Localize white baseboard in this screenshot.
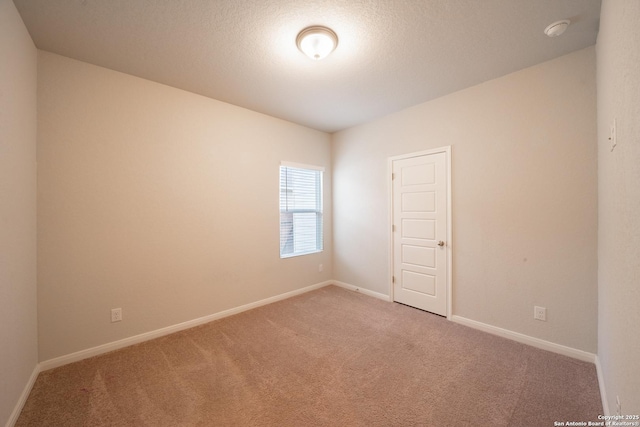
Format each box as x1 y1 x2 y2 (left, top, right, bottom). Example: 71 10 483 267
13 282 607 425
332 281 392 302
39 280 333 372
5 364 41 427
595 355 609 415
451 315 597 363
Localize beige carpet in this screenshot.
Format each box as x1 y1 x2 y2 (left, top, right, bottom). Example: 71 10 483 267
17 285 602 426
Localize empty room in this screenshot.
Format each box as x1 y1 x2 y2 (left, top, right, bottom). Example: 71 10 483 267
2 0 639 425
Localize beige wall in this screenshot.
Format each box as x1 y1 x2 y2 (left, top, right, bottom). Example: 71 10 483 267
0 0 38 424
332 47 598 353
597 0 640 415
37 51 332 361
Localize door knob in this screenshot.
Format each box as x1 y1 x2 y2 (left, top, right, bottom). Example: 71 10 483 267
438 241 445 247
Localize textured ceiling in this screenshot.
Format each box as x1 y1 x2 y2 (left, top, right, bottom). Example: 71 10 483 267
14 0 601 133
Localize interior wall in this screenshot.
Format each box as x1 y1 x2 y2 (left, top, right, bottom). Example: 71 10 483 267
0 0 38 424
332 47 597 353
37 51 332 362
596 0 640 415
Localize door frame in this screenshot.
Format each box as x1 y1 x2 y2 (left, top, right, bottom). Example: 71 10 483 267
388 146 452 319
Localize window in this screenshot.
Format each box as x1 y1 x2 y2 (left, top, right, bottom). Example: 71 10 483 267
279 163 323 258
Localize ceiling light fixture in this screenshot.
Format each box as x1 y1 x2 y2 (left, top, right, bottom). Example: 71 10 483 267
544 20 570 37
296 26 338 60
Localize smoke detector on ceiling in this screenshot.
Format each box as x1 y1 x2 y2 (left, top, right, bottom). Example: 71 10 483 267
544 20 571 37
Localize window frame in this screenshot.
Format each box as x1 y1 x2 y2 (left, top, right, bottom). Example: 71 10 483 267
279 162 324 259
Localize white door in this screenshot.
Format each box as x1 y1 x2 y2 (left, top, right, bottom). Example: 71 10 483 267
392 149 449 316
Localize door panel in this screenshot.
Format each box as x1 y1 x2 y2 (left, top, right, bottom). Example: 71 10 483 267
393 151 448 316
402 219 435 240
401 163 435 185
402 191 435 212
402 271 436 295
402 245 435 268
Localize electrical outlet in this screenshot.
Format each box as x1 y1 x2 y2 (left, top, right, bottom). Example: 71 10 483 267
616 395 621 416
111 308 122 323
318 264 323 272
534 306 546 321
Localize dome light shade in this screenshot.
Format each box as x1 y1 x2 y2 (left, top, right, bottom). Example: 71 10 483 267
296 26 338 60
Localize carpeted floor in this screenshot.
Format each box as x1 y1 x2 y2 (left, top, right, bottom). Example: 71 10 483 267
17 285 602 426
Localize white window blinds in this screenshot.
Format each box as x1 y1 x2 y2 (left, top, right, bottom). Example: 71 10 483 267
279 164 323 258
